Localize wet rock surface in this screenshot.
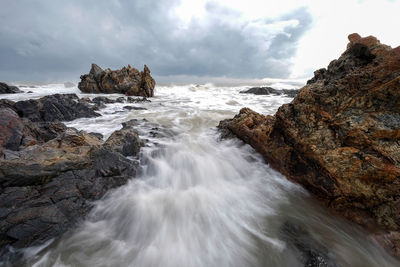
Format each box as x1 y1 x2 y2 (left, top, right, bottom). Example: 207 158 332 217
219 34 400 257
240 87 300 97
0 82 22 94
0 94 143 258
78 64 155 97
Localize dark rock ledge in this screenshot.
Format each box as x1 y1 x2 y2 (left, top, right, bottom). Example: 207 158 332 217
218 34 400 258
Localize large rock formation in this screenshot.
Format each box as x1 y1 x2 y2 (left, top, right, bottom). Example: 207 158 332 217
78 64 155 97
0 82 22 94
219 34 400 257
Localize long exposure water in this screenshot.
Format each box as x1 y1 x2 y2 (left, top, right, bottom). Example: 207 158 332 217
1 83 399 266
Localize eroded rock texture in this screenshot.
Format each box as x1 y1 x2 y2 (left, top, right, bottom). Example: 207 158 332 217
219 34 400 257
78 64 155 97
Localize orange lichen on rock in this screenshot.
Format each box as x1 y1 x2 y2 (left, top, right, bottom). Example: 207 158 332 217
219 34 400 257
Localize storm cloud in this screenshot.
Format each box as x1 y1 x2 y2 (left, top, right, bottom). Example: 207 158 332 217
0 0 312 81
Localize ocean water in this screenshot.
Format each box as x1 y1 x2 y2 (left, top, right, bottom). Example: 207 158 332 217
1 83 398 267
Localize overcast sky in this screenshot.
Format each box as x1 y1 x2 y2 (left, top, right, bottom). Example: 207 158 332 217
1 0 399 83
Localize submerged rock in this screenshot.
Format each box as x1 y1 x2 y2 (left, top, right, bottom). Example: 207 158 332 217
280 221 337 267
63 81 75 88
0 82 22 94
127 96 151 103
123 105 147 111
240 87 300 97
219 34 400 257
78 64 155 97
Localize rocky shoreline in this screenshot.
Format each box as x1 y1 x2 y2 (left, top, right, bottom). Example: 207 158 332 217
218 34 400 258
0 94 147 259
0 62 160 263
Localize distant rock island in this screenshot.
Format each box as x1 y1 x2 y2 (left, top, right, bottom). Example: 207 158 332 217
219 33 400 258
0 82 22 94
240 87 300 97
78 64 155 97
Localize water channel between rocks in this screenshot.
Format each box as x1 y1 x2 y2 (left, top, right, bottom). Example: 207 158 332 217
2 83 398 267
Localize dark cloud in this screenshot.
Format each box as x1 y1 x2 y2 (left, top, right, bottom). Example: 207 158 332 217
0 0 312 81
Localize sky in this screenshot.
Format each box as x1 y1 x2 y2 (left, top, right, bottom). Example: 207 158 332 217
0 0 399 83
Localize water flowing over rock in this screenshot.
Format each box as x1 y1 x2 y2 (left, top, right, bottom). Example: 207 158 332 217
0 82 22 94
78 64 156 97
280 221 337 267
218 34 400 257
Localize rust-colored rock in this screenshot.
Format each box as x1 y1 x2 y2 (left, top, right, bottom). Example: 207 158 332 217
78 64 155 97
219 34 400 257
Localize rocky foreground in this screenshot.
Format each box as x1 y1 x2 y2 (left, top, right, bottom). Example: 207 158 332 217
78 64 155 97
219 34 400 257
0 94 155 261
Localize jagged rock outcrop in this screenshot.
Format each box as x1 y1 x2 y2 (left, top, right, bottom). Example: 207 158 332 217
0 82 22 94
219 34 400 257
78 64 155 97
240 87 300 97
